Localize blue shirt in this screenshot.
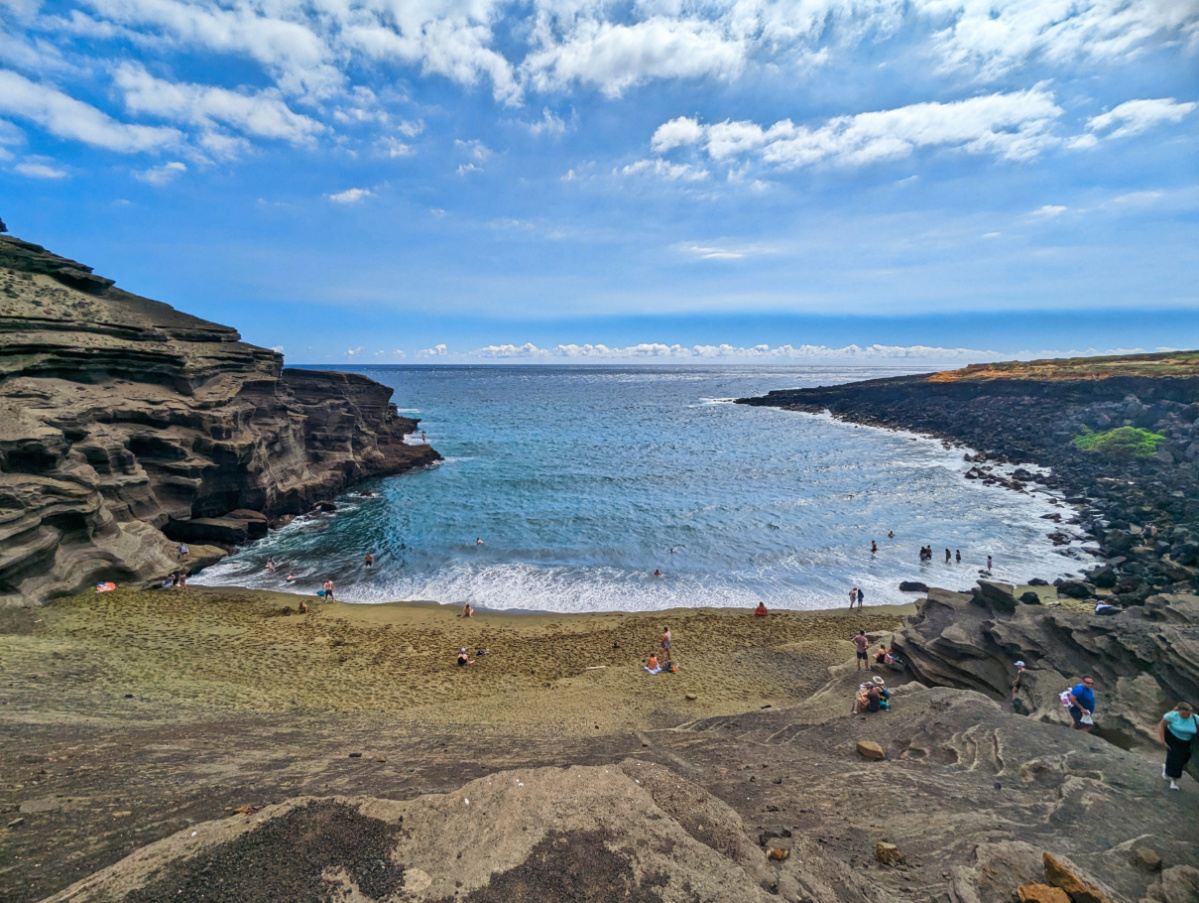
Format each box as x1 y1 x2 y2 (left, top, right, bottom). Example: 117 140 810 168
1070 684 1095 713
1163 710 1198 739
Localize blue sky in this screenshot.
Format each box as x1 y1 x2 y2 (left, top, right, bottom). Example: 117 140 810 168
1 0 1197 365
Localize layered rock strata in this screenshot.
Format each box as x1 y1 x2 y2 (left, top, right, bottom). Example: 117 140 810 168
0 234 439 606
894 582 1199 754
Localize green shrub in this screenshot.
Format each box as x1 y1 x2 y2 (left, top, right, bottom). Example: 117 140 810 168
1072 427 1166 458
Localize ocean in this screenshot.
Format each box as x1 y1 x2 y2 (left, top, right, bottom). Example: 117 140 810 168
192 365 1089 611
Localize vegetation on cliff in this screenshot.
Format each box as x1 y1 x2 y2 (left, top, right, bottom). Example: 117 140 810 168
1072 426 1166 458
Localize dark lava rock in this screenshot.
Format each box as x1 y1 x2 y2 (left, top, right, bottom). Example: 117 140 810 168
1057 581 1094 599
900 581 929 593
123 801 406 903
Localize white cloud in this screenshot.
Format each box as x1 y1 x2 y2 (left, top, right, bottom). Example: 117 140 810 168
685 245 743 260
397 119 424 138
651 116 705 153
657 89 1064 172
327 187 372 203
464 341 1002 362
455 138 491 161
521 16 745 98
1085 97 1198 140
270 344 284 353
919 0 1199 82
0 68 181 152
133 160 186 184
418 343 449 357
114 64 323 144
1031 204 1067 217
393 349 406 357
14 159 66 178
621 158 709 181
345 346 363 356
527 107 566 136
457 162 483 175
378 136 413 157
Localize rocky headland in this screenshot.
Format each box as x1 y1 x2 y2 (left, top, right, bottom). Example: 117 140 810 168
0 233 439 607
738 353 1199 609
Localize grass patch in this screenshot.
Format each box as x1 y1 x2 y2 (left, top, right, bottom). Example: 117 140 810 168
1072 426 1165 458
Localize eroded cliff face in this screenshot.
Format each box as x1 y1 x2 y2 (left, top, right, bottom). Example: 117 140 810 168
0 234 439 606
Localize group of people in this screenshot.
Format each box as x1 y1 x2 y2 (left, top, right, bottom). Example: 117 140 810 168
1013 663 1196 792
853 677 891 714
646 627 675 674
848 586 865 609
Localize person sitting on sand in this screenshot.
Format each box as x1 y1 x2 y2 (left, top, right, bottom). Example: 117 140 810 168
853 683 871 715
322 579 334 601
298 599 308 614
754 602 768 617
457 648 473 666
460 603 474 618
645 653 661 674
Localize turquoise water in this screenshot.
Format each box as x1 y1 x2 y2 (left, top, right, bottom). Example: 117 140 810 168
193 365 1086 611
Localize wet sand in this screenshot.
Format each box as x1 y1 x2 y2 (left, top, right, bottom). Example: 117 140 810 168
1 587 911 737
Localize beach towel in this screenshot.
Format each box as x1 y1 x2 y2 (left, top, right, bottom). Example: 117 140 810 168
95 582 116 593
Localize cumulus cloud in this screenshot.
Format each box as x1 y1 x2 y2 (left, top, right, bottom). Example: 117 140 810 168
0 68 181 152
418 343 449 356
114 64 323 145
526 107 567 136
654 89 1065 172
455 138 491 161
327 187 372 203
1084 97 1198 140
457 162 483 175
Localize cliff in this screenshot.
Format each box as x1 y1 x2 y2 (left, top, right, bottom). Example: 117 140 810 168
0 233 439 606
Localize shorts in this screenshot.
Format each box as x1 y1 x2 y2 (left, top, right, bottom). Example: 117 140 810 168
1069 706 1089 725
856 651 868 660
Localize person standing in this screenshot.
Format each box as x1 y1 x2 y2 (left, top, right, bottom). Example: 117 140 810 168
1158 702 1197 791
945 548 951 562
660 626 672 664
856 586 865 609
364 553 373 568
852 630 870 671
986 554 993 572
955 550 961 563
848 586 858 609
871 540 877 553
1067 676 1096 732
322 579 335 601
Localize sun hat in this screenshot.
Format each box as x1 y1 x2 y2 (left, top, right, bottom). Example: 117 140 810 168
1015 660 1025 667
461 648 466 652
872 676 885 685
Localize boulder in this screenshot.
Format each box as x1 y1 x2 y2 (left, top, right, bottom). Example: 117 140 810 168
875 842 904 866
1145 866 1199 903
1133 847 1162 872
899 581 928 593
856 741 885 760
1043 852 1114 903
977 580 1018 612
1019 884 1071 903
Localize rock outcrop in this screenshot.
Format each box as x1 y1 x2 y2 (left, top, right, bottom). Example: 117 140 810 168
738 354 1199 606
894 584 1199 753
0 234 439 606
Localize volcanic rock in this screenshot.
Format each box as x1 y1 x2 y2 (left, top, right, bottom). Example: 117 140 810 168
856 740 885 760
0 234 439 606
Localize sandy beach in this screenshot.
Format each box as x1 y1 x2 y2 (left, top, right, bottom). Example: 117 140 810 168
1 587 911 737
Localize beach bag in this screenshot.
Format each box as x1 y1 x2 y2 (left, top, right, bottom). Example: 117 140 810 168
1059 690 1072 708
1079 713 1094 726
